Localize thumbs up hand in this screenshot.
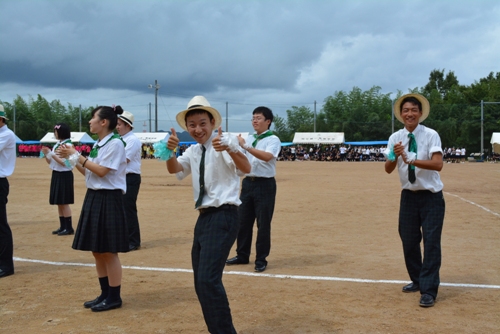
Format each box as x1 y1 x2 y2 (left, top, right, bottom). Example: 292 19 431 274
212 126 227 152
167 128 180 150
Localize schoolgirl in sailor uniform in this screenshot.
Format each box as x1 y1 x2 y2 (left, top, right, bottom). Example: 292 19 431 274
59 105 128 312
41 123 75 236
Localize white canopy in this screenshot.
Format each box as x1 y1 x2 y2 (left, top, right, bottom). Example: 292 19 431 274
292 132 345 144
491 132 500 153
40 132 95 143
134 132 170 143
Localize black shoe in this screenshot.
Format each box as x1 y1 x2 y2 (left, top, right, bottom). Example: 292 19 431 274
84 296 104 309
226 256 249 265
91 298 122 312
419 294 435 307
129 244 140 251
58 229 74 236
52 228 62 235
254 264 267 272
0 268 14 278
402 282 420 293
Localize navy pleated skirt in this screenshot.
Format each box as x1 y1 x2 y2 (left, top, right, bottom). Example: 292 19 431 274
49 170 74 205
72 189 129 253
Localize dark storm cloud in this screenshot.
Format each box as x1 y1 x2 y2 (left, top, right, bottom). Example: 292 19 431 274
1 0 500 133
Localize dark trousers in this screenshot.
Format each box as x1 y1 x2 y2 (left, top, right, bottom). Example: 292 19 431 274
236 177 276 266
0 178 14 272
124 173 141 247
192 205 238 334
399 190 445 298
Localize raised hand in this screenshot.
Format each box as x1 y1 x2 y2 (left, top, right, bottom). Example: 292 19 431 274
212 126 227 152
237 134 245 147
167 128 180 150
58 144 76 158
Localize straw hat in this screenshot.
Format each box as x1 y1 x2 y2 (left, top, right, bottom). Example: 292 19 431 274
118 111 135 128
176 96 222 131
394 94 430 124
0 104 8 120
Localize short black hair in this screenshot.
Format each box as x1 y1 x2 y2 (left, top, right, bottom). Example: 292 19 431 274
253 106 274 129
54 123 71 140
184 109 214 123
399 97 422 112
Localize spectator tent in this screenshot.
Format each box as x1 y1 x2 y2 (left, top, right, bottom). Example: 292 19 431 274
292 132 345 144
491 132 500 154
40 132 95 143
134 132 170 143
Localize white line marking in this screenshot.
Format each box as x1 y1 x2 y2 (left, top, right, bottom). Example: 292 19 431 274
445 192 500 218
14 257 500 290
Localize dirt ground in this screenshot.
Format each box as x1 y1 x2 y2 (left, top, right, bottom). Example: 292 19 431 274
1 158 499 334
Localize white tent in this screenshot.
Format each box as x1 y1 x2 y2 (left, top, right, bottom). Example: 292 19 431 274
40 132 95 143
134 132 170 143
292 132 345 144
491 132 500 153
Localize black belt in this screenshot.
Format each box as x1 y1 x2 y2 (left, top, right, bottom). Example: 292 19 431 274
245 176 274 181
404 189 432 194
198 204 237 215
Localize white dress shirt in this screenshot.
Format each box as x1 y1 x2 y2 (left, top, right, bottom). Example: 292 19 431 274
121 131 142 174
388 124 443 193
85 133 127 193
244 131 281 178
49 139 74 172
176 133 243 209
0 125 16 177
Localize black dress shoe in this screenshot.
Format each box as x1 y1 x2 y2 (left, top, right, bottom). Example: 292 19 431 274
402 282 420 293
84 296 104 308
0 268 14 278
58 229 74 236
52 228 62 235
129 244 140 251
226 256 249 265
91 298 122 312
254 264 266 272
419 294 435 307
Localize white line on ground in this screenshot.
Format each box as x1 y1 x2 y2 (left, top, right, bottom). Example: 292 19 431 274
14 257 500 290
445 192 500 218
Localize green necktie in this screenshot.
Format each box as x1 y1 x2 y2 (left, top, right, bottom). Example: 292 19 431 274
408 133 417 183
195 145 206 208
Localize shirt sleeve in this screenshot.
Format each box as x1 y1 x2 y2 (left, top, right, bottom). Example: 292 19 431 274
428 131 443 159
266 136 282 158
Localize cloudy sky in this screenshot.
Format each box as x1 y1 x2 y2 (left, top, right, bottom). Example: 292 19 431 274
1 0 499 133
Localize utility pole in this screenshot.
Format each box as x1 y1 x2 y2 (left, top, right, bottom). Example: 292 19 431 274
314 100 317 132
226 102 228 132
79 104 82 132
148 103 152 132
148 80 160 132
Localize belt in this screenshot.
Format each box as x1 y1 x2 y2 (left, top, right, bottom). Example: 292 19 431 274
198 204 237 215
245 176 274 181
405 189 431 193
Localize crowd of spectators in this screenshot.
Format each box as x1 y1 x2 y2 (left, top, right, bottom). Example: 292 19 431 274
15 142 500 163
17 144 92 157
278 144 388 162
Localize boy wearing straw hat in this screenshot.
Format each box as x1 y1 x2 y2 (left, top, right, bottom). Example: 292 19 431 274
165 96 250 333
384 94 445 308
0 105 16 278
